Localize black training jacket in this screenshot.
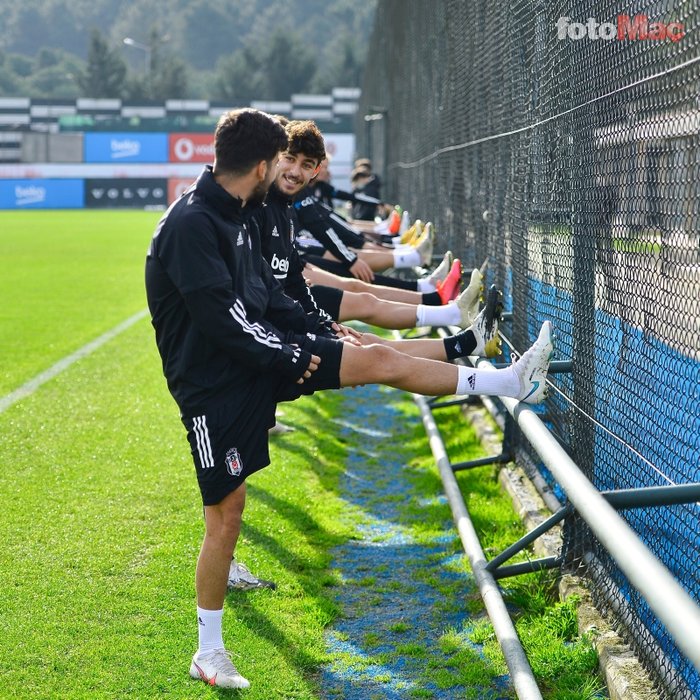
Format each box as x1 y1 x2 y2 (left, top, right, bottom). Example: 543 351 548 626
252 184 334 329
145 167 315 414
309 179 381 209
351 174 381 220
293 192 364 262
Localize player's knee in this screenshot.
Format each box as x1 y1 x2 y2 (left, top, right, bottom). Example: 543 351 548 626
205 489 244 541
356 292 378 312
362 343 405 381
346 278 366 294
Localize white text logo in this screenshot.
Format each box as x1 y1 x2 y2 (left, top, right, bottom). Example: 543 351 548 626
270 253 289 274
556 15 685 42
15 185 46 206
111 139 141 158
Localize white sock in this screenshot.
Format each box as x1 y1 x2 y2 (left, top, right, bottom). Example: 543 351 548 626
416 303 461 327
456 365 519 397
392 248 421 268
416 278 436 293
197 606 225 655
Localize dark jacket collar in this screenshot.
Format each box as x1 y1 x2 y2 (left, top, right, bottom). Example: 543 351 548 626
196 166 249 223
267 183 293 206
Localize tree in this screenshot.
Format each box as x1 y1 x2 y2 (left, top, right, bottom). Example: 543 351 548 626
214 29 317 102
26 49 82 98
28 63 81 98
151 56 188 100
263 30 317 99
180 0 244 70
214 47 264 102
0 52 22 96
6 6 49 56
333 37 363 87
77 29 127 98
312 34 363 93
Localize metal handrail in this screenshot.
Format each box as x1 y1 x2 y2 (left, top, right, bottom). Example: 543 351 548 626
414 392 545 700
404 322 700 697
470 354 700 675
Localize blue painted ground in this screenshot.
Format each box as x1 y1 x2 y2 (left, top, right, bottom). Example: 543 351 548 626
320 384 512 700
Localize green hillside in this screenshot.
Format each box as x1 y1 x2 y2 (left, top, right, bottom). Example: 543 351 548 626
0 0 377 100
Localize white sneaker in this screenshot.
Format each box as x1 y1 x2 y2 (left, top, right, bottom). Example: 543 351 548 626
426 250 454 287
471 285 503 357
190 648 250 689
512 321 555 404
415 224 434 266
398 210 411 236
228 559 277 591
455 268 484 327
373 212 392 234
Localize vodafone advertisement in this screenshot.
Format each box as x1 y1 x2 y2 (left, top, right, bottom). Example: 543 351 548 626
168 177 196 204
169 133 215 163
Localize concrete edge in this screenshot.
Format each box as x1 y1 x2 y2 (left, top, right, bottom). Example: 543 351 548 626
460 402 660 700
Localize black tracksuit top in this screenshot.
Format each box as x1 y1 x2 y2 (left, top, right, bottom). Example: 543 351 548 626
145 167 316 415
254 184 333 323
293 190 364 262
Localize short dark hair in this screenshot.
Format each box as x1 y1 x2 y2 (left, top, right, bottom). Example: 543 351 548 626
351 167 372 184
285 120 326 165
214 109 288 175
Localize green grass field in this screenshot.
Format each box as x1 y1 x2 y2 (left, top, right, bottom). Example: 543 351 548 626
0 211 359 699
0 211 602 699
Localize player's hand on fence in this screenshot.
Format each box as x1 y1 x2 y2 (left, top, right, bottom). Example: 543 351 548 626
297 354 321 384
349 258 374 283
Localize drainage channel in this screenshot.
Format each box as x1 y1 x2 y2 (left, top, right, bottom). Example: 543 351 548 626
321 383 512 700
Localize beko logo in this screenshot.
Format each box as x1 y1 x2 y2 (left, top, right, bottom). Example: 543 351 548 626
15 185 46 206
111 139 141 158
270 253 289 274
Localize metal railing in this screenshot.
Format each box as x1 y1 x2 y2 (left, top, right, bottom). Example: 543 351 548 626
407 324 700 698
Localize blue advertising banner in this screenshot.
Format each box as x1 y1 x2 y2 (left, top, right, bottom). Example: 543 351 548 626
0 179 84 209
84 133 168 163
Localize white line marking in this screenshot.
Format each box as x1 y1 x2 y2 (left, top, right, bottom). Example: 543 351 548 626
0 309 149 415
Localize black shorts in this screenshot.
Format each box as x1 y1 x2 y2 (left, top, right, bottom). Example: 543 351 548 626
182 334 344 506
310 284 343 320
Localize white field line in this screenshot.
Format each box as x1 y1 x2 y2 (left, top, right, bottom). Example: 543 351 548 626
0 309 149 415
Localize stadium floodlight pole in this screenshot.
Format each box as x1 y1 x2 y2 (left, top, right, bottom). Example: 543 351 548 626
123 37 151 75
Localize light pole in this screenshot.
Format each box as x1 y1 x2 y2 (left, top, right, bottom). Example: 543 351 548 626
122 37 151 75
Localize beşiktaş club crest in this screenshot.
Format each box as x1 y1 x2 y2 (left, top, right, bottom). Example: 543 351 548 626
225 447 243 477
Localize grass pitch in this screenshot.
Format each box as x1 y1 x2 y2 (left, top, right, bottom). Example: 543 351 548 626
0 211 357 699
0 211 602 699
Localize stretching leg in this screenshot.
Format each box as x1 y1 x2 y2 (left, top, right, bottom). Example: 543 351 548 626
305 263 425 304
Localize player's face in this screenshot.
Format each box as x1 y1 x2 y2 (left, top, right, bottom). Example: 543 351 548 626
275 151 320 196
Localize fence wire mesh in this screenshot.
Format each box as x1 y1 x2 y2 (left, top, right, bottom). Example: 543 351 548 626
357 2 700 697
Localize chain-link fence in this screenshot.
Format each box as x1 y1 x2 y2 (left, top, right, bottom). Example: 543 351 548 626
357 2 700 697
